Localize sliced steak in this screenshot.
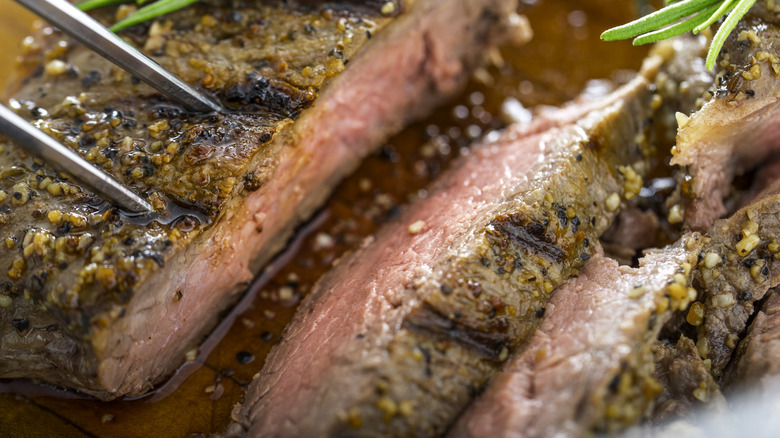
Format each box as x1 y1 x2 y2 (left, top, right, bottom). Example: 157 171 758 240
724 289 780 393
0 0 521 399
226 48 693 437
652 336 725 423
671 1 780 229
691 181 780 375
450 242 703 438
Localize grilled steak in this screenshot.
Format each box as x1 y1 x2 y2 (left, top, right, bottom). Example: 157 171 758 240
0 0 520 399
671 1 780 229
450 244 703 438
691 180 780 375
725 289 780 393
451 176 780 436
652 336 725 423
226 49 684 437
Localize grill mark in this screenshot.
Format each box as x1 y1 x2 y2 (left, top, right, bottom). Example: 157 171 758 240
403 303 509 361
222 73 315 117
488 214 566 262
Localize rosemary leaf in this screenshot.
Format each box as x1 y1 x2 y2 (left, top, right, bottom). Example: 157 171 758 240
76 0 129 12
705 0 758 70
110 0 199 32
601 0 721 41
632 2 721 45
692 0 737 33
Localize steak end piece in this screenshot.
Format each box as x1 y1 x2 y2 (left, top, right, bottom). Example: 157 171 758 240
0 0 521 399
671 1 780 230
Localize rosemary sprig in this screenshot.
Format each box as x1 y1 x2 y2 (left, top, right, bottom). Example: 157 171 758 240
602 0 758 71
76 0 199 32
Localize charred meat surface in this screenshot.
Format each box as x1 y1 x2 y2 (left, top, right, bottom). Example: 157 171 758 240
0 0 519 399
451 243 703 438
228 51 677 437
671 1 780 230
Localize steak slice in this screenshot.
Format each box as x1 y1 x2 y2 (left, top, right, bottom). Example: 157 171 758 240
450 243 703 438
691 180 780 375
671 1 780 230
724 289 780 393
227 49 685 437
652 336 725 423
0 0 521 399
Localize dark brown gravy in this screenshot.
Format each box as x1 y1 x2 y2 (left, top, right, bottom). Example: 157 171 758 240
0 0 646 435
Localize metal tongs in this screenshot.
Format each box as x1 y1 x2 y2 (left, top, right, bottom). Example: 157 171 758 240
0 0 223 213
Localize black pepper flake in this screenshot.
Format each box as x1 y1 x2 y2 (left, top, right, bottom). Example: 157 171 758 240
261 331 274 341
535 308 546 318
554 205 568 227
366 30 372 39
571 217 580 226
235 351 255 364
608 373 621 391
124 237 135 245
527 276 537 282
738 291 752 301
584 238 590 247
259 132 273 143
440 284 452 295
744 259 755 268
81 70 102 88
12 192 21 200
11 318 29 332
304 23 316 34
746 89 755 97
481 257 490 267
130 76 140 85
762 265 769 276
580 253 590 261
575 152 582 161
56 221 72 236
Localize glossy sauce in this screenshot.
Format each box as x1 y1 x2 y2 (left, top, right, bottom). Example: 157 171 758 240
0 0 646 435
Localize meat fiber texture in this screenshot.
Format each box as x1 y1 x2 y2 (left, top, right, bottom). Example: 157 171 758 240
227 50 682 437
451 244 702 438
671 1 780 230
0 0 521 399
